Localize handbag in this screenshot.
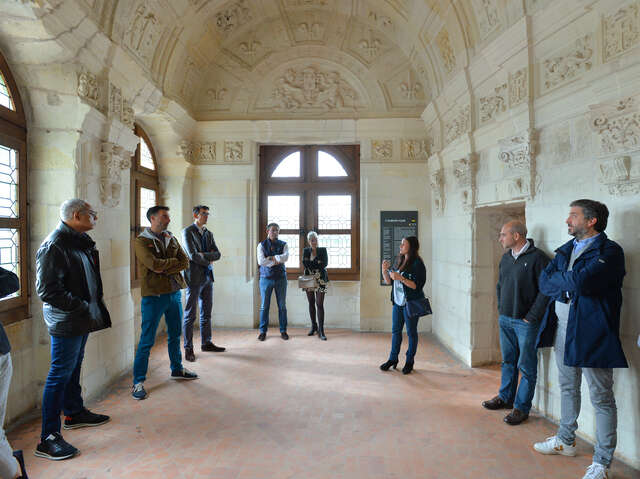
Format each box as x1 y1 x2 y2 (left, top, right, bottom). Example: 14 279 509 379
298 274 318 289
405 297 432 318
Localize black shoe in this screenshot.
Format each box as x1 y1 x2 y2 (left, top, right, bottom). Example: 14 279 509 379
482 395 514 410
201 342 226 352
504 408 529 425
308 324 317 336
170 368 198 380
63 408 110 430
34 433 78 461
281 332 289 340
318 329 327 340
258 332 266 341
402 362 414 374
13 450 28 478
184 347 196 362
380 359 398 371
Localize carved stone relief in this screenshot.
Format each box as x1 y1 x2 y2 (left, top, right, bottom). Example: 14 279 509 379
368 11 392 29
603 4 640 62
178 141 217 164
402 140 428 161
77 72 135 127
358 30 382 61
215 0 251 33
77 71 100 109
429 168 445 214
598 156 640 195
445 105 471 145
124 3 161 67
179 140 195 163
224 141 243 163
479 83 507 124
372 140 393 162
284 0 327 5
498 130 537 200
100 142 131 208
271 66 357 111
472 0 500 39
508 68 528 107
206 84 228 106
436 29 456 74
182 58 199 100
543 34 593 91
589 97 640 154
452 154 476 211
296 22 324 41
399 70 422 101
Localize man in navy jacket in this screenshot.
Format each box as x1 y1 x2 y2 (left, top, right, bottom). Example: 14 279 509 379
533 199 627 479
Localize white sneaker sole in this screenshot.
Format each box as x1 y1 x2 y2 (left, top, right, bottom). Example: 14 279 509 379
63 418 110 430
34 449 78 460
533 444 576 456
170 376 198 380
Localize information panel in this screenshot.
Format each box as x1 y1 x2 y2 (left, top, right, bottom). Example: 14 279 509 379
380 211 418 285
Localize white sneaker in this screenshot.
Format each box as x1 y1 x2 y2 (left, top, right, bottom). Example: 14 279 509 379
582 462 611 479
533 436 577 456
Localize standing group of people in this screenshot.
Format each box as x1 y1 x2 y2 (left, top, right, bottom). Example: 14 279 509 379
0 197 632 479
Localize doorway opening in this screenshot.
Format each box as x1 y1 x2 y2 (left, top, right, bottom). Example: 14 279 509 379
470 203 526 366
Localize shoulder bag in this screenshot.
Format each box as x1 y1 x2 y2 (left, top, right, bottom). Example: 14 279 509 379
405 297 432 318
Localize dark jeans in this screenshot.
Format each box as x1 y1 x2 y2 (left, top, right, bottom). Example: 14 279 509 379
133 291 183 384
183 278 213 349
41 334 88 439
498 315 540 415
259 277 287 333
389 304 419 363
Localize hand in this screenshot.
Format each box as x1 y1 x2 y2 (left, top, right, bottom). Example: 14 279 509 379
153 269 163 274
381 260 391 271
522 318 529 324
267 256 274 262
389 271 402 281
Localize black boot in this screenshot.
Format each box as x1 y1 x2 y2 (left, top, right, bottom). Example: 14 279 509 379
13 450 28 478
308 322 317 336
380 359 398 371
402 361 414 375
317 319 327 340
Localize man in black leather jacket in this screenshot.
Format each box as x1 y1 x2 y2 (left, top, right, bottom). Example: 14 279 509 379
34 199 111 461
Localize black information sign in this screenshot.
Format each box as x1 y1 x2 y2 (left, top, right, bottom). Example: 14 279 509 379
380 211 418 285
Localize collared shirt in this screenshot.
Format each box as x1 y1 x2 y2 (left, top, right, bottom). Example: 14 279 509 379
572 233 600 255
511 240 530 260
194 221 206 235
257 241 289 267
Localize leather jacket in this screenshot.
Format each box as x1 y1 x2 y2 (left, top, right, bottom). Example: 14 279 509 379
36 222 111 337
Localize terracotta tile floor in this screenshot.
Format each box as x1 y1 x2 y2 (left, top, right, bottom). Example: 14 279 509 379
9 329 640 479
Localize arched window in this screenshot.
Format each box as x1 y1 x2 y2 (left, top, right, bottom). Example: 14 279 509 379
260 145 360 280
130 124 159 285
0 50 28 323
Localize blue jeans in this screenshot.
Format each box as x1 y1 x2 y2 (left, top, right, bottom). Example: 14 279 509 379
389 304 419 363
41 334 88 439
498 315 540 414
259 277 287 333
133 291 183 384
183 278 213 349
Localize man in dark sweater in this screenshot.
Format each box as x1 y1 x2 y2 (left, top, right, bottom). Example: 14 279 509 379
482 220 550 425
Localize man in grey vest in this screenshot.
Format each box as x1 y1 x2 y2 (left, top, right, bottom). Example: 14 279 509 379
534 199 627 479
182 205 225 362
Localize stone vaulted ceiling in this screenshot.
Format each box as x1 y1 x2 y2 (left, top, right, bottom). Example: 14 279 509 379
82 0 531 120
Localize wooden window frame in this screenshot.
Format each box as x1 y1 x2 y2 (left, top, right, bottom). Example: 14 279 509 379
259 145 360 281
0 50 29 325
130 124 159 287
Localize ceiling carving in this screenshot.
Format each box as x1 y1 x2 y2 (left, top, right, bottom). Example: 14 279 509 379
80 0 530 120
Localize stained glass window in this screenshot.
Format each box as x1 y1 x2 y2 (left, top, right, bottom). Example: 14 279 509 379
319 234 351 268
267 195 300 229
0 228 19 300
0 72 13 110
277 234 300 267
318 151 347 176
139 187 156 228
0 145 18 218
272 151 300 177
139 138 155 170
318 195 351 229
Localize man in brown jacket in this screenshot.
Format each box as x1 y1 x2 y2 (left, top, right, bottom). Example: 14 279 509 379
132 206 198 400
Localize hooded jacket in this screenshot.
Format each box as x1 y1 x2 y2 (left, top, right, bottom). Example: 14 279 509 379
134 228 188 297
36 222 111 337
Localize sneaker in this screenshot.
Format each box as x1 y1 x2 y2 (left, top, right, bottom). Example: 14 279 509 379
533 436 577 456
201 342 226 352
131 383 147 400
281 332 289 340
582 463 611 479
63 408 110 430
170 368 198 380
258 332 266 341
34 432 78 460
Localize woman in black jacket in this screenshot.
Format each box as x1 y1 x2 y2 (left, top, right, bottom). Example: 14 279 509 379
380 236 426 374
302 231 329 340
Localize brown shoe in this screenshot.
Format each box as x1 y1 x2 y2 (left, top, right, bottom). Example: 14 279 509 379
482 395 513 410
504 408 529 425
184 348 195 362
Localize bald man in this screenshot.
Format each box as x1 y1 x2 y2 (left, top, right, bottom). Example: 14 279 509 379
482 221 550 425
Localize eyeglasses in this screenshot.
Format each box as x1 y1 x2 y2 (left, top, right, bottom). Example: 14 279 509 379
83 209 98 219
199 212 210 216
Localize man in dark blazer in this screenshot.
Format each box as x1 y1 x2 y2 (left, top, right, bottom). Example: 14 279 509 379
182 205 225 362
533 199 627 479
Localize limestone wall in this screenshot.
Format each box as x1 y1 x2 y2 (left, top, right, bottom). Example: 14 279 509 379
423 0 640 467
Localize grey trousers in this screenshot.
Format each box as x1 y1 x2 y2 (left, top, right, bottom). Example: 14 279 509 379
182 278 213 350
0 353 18 479
554 306 617 467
